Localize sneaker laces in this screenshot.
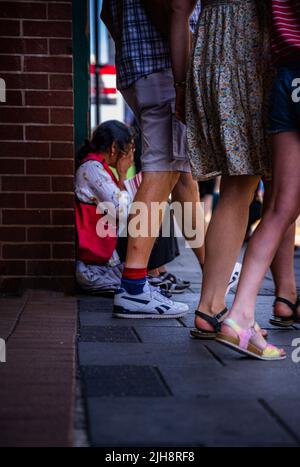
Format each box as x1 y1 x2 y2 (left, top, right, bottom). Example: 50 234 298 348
148 284 174 305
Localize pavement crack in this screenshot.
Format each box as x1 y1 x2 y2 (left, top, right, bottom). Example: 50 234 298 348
258 399 300 446
203 344 226 367
131 327 143 343
5 294 29 342
154 367 173 396
177 318 187 327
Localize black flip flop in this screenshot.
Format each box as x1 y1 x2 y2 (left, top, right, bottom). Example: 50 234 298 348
190 308 228 340
269 296 300 328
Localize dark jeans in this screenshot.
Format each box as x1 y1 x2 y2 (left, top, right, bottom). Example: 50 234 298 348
269 62 300 134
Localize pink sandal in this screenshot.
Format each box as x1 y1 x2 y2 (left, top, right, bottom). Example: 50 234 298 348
216 318 286 361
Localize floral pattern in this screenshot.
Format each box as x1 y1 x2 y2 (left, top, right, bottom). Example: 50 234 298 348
186 0 274 180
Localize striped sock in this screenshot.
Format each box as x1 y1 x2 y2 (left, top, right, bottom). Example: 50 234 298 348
121 267 147 295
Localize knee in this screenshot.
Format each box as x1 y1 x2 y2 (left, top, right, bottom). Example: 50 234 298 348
271 198 300 226
220 177 259 206
174 173 199 194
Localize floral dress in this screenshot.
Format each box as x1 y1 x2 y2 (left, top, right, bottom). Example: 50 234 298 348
186 0 273 180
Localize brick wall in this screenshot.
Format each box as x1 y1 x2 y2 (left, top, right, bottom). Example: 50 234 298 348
0 1 75 295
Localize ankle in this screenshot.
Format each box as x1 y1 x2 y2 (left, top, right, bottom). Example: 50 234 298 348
198 301 226 316
275 289 297 302
229 307 254 328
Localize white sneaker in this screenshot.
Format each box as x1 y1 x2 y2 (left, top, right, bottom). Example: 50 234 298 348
226 262 242 296
113 282 189 319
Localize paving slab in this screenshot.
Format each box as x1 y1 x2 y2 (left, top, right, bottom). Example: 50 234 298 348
76 241 300 447
87 398 296 447
78 341 217 367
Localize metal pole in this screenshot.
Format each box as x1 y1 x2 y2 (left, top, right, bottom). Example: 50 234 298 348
94 0 100 125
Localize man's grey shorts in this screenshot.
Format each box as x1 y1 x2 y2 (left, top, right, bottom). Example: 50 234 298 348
121 69 191 173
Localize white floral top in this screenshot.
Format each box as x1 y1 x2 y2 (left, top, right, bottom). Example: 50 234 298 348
75 160 132 220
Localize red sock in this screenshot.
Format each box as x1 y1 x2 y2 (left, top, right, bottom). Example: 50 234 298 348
123 267 147 280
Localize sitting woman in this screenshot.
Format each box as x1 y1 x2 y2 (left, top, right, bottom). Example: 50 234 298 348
75 120 182 294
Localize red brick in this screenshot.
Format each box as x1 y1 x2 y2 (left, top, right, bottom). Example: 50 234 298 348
0 38 48 55
1 73 48 90
3 244 51 260
51 176 74 192
0 55 21 71
0 159 24 174
2 209 50 225
0 2 47 19
0 227 26 242
23 20 72 38
27 261 74 276
49 39 72 56
0 193 25 208
0 261 26 276
0 125 23 140
0 142 49 158
48 3 72 20
0 108 49 124
53 244 75 259
50 74 73 90
50 108 73 124
26 193 74 209
27 159 74 176
26 125 73 142
2 176 51 192
51 143 74 158
24 56 72 73
28 226 74 242
26 91 73 107
52 210 74 225
4 91 23 106
0 20 20 36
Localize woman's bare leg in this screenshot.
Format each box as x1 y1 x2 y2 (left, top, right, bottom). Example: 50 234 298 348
195 175 260 331
226 131 300 345
263 183 298 317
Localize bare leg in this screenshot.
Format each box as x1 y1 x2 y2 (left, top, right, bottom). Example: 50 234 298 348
148 268 159 277
226 131 300 345
196 175 260 331
172 172 205 268
263 183 298 316
125 171 180 268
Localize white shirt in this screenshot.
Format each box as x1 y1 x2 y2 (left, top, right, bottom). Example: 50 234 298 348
75 160 132 220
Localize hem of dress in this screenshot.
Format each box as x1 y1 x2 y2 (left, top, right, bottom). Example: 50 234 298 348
192 170 272 182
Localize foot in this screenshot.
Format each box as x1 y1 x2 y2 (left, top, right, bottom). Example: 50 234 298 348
113 281 189 319
195 309 228 333
273 295 300 321
218 318 285 361
194 310 268 337
159 272 191 292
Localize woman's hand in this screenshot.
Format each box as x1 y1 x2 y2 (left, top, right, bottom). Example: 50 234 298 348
175 86 186 124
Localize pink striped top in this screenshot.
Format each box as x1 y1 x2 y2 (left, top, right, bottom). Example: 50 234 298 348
272 0 300 64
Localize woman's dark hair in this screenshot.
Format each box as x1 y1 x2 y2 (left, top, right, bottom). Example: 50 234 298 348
77 120 135 164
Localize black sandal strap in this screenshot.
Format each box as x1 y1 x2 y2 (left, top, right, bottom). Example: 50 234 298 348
195 307 228 332
273 296 296 311
273 296 300 321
